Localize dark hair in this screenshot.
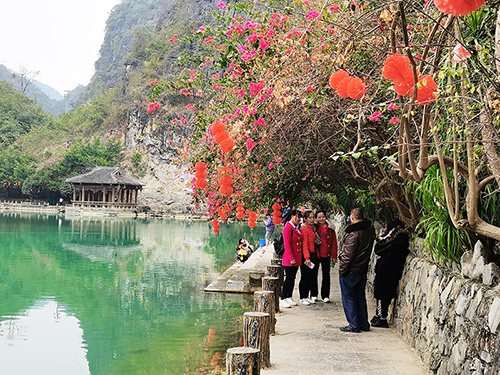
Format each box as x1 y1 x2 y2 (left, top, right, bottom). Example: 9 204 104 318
238 238 245 245
304 210 314 219
350 207 365 220
315 210 327 218
289 209 302 218
386 218 403 232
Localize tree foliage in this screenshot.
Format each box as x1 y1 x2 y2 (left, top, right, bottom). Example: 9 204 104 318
147 0 500 261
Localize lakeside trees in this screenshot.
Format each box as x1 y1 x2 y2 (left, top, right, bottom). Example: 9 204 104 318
149 0 500 263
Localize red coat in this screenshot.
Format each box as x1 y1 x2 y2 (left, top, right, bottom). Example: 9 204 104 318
282 221 303 267
301 223 317 260
316 223 338 260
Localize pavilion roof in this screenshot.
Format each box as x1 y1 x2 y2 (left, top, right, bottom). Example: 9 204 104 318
65 167 144 187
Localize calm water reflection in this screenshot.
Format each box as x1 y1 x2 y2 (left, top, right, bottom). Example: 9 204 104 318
0 213 265 375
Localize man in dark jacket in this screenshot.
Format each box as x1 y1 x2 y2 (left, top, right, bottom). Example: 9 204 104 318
338 207 376 333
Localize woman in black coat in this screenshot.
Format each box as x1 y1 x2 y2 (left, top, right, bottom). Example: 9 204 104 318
371 218 410 328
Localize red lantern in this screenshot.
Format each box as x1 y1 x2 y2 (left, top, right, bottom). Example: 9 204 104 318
212 219 220 234
433 0 483 16
220 138 235 153
211 121 226 134
329 70 349 90
248 211 257 230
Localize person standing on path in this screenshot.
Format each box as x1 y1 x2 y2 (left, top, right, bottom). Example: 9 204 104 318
338 207 375 333
279 209 303 309
315 210 338 303
371 218 410 328
298 210 318 305
264 215 275 246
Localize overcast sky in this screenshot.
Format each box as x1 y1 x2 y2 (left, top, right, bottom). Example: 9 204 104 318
0 0 122 95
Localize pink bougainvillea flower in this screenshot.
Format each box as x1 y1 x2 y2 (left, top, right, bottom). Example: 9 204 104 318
370 110 383 122
277 158 282 162
254 118 266 126
330 6 340 12
305 11 321 20
268 162 274 169
433 0 484 16
260 39 270 51
246 138 256 150
169 34 178 42
216 1 227 8
387 103 400 111
249 82 264 97
389 116 401 124
451 43 471 63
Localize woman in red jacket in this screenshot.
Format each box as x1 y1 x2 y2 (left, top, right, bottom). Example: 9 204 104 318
299 210 318 305
315 211 338 303
279 209 303 309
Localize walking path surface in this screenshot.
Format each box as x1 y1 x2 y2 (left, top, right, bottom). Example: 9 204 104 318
261 265 427 375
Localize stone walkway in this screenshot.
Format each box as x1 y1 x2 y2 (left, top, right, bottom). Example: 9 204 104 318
261 265 427 375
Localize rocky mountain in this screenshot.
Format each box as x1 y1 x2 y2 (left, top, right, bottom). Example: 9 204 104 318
0 64 69 116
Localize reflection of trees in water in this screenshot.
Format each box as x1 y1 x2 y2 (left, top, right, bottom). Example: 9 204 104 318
0 213 257 375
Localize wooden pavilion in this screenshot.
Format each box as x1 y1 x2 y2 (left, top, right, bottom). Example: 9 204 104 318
66 167 144 208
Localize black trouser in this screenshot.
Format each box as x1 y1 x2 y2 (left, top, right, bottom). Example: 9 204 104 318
281 266 299 299
299 255 319 299
319 257 331 299
376 298 391 319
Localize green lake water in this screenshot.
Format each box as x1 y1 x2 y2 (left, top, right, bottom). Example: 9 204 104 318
0 212 266 375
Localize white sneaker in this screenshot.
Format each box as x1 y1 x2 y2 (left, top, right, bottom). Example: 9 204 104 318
279 299 291 308
286 298 298 306
309 297 317 303
323 297 331 303
300 298 311 306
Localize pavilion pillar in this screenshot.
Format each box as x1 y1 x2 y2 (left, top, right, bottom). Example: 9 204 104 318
103 188 106 203
81 186 85 204
111 188 115 205
135 190 138 204
72 186 76 203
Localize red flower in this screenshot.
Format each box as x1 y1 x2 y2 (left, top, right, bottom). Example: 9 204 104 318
328 70 349 90
433 0 484 16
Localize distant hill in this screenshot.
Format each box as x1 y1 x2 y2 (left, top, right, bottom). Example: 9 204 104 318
0 64 69 116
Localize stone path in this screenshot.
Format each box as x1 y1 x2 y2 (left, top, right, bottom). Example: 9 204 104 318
261 265 427 375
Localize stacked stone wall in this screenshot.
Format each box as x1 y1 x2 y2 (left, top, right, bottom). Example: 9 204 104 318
371 241 500 374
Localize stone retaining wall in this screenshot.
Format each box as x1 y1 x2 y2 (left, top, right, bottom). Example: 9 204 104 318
372 241 500 374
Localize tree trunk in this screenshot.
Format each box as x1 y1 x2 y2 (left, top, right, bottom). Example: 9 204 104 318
226 347 260 375
243 312 271 369
266 265 283 305
261 276 280 313
254 291 276 334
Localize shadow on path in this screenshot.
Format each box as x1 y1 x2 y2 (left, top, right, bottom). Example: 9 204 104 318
262 265 427 375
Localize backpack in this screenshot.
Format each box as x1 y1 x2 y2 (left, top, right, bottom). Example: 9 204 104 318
273 234 285 257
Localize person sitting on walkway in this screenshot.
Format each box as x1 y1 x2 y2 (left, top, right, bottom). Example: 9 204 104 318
371 218 410 328
315 210 338 303
298 210 319 305
279 209 303 309
338 207 375 333
236 238 254 262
